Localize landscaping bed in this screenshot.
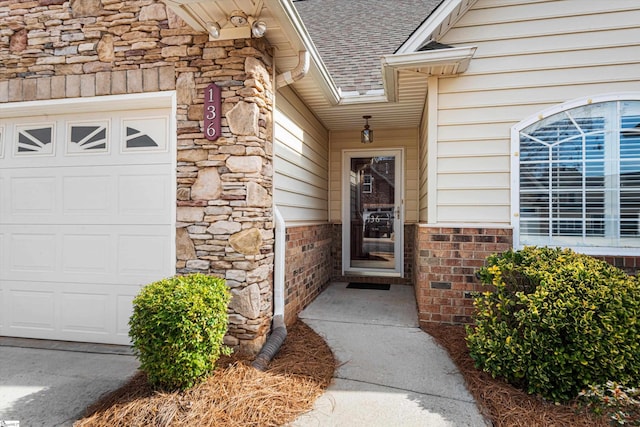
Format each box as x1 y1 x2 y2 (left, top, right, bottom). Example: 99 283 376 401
75 320 336 427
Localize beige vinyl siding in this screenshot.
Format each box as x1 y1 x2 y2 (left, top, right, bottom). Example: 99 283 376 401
433 0 640 224
274 86 329 223
329 127 419 223
418 92 430 222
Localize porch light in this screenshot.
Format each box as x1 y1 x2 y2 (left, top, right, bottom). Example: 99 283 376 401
206 21 220 39
250 17 267 38
361 115 373 144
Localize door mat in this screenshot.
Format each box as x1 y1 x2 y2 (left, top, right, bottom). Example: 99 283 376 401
346 282 390 290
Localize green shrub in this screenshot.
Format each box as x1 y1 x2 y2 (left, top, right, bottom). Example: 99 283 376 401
578 381 640 425
129 273 232 390
466 246 640 402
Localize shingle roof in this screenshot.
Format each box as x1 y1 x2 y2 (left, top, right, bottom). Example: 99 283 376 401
293 0 442 96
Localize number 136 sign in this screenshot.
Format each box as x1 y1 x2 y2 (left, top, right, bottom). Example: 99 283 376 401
204 83 221 141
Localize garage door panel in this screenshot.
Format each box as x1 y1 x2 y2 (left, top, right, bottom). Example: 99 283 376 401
118 171 172 219
2 225 173 284
117 293 136 337
7 288 55 331
10 232 57 273
10 176 56 215
61 291 111 335
0 233 4 279
118 230 172 281
62 233 111 274
0 175 5 217
3 168 171 225
63 175 112 214
0 280 142 345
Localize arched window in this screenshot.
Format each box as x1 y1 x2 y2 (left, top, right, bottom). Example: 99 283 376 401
513 97 640 254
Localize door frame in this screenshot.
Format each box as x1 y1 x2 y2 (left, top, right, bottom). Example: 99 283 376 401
341 148 404 277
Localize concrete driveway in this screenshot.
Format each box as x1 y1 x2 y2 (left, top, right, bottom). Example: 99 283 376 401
0 339 139 426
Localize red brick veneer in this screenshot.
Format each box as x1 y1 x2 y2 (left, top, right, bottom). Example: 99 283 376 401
414 226 640 327
283 224 332 325
414 226 513 326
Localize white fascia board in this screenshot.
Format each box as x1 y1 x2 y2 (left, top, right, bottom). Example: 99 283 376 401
382 46 477 71
338 90 387 105
381 46 476 103
397 0 479 54
274 0 341 105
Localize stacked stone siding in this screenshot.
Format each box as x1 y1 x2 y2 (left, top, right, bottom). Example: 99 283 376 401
1 0 276 354
283 224 332 326
414 226 513 325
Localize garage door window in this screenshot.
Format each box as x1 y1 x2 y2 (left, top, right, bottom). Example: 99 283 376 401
16 124 55 155
68 121 109 153
515 99 640 252
123 117 167 151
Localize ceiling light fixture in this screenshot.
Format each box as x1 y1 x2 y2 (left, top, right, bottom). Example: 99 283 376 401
361 115 373 144
206 21 220 39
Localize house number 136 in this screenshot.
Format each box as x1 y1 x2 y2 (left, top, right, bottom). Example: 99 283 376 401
204 83 221 141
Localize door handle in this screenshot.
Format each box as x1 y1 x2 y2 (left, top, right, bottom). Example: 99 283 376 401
395 206 400 219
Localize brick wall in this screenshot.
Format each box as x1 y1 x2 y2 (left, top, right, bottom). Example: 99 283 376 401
283 224 332 325
414 226 513 326
414 225 640 327
594 255 640 276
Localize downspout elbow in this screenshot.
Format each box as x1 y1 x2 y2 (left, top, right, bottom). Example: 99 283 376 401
276 51 310 88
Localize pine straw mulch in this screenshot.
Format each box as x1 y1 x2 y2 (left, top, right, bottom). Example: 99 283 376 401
75 317 613 427
74 320 336 427
422 323 610 427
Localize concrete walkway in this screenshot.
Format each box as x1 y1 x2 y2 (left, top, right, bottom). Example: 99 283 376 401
0 341 138 426
0 282 487 426
293 282 488 427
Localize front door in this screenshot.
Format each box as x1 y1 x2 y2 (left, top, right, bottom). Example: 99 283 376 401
342 149 403 276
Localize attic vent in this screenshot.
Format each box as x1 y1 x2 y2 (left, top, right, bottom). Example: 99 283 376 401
418 40 454 51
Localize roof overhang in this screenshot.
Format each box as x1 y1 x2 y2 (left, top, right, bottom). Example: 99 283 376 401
160 0 478 131
161 0 341 105
397 0 479 54
381 46 477 102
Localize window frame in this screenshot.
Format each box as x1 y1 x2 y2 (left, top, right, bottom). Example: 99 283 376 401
511 92 640 256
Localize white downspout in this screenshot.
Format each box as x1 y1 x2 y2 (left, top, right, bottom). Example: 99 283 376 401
276 51 310 88
252 51 309 370
272 206 286 328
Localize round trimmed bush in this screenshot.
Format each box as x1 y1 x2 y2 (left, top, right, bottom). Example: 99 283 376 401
466 246 640 402
129 273 232 390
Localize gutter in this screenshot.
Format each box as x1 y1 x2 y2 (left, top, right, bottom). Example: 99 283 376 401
274 0 341 104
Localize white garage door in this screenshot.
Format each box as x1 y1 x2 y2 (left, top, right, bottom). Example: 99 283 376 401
0 94 175 345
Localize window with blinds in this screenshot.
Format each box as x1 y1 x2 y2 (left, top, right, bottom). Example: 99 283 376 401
518 100 640 249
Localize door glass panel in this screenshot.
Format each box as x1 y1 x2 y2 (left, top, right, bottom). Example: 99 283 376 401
350 156 395 269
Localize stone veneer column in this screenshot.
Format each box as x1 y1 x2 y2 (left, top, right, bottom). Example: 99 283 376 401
175 39 275 356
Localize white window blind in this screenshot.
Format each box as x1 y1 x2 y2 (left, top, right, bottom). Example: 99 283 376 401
518 100 640 249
